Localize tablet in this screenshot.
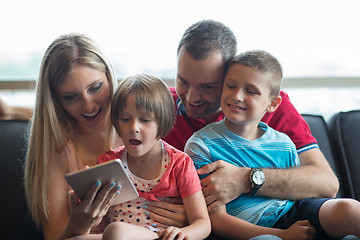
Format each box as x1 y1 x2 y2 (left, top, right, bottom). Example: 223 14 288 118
65 159 139 205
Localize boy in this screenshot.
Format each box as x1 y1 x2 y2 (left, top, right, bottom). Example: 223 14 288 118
185 50 360 239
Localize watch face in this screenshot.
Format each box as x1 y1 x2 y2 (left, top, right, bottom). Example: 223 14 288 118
253 170 265 185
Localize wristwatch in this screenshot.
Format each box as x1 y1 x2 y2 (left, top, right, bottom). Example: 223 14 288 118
248 168 265 196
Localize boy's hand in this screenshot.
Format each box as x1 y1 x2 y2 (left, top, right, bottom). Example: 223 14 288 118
279 220 316 240
197 160 251 212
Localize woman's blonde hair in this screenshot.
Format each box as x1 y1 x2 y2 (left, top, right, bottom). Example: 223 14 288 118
25 33 117 226
111 73 175 139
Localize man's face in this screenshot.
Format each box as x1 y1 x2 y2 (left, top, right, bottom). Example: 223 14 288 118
176 47 225 122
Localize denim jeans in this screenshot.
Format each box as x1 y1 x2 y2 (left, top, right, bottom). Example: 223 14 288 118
249 235 282 240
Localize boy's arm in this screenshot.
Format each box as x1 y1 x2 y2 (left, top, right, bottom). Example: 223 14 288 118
210 205 315 240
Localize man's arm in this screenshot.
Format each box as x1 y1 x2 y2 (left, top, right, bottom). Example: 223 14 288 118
198 148 339 212
260 91 339 198
259 148 339 200
0 98 33 120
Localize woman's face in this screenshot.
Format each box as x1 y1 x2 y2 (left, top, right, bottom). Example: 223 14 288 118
57 65 111 132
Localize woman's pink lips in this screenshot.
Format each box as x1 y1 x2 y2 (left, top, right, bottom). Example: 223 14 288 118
81 107 102 121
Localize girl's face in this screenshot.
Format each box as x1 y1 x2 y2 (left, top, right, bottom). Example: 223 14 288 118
221 64 274 134
117 94 160 159
57 65 111 132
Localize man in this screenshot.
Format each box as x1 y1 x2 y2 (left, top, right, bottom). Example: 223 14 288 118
147 19 339 228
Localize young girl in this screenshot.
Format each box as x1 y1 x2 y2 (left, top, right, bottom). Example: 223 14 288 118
98 73 211 240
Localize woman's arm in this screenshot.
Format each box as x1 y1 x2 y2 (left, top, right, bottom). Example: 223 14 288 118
41 153 76 240
42 154 120 240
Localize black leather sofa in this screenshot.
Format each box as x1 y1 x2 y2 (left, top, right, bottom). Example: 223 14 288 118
0 120 43 239
1 110 360 239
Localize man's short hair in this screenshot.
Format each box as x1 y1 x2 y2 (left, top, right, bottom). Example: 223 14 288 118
178 19 237 67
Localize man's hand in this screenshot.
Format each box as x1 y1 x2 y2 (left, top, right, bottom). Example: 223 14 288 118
197 160 251 212
0 97 33 120
0 98 11 119
146 198 188 228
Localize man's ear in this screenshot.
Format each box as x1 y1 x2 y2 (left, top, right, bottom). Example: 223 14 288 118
266 95 282 113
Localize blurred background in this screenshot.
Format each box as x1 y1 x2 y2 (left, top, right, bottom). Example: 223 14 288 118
1 0 359 119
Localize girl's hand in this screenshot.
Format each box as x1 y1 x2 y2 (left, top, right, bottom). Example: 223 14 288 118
67 180 121 235
279 220 316 240
158 226 188 240
146 198 188 228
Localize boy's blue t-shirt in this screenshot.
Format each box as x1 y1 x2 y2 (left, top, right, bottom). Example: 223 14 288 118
185 120 300 227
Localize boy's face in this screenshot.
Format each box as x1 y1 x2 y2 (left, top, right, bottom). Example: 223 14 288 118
221 64 279 132
176 47 225 123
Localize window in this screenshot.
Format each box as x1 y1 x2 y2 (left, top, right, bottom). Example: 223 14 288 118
1 0 360 118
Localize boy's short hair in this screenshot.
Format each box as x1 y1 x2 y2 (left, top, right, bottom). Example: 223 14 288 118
229 50 283 97
111 73 175 138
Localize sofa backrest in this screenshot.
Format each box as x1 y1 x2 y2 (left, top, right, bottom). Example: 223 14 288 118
328 110 360 201
0 120 43 239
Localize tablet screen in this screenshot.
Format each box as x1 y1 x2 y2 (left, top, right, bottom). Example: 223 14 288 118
65 159 139 205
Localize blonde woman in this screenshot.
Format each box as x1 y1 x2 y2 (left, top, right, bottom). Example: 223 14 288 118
25 33 121 240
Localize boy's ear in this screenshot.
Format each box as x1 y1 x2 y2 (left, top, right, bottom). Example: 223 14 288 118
266 95 282 113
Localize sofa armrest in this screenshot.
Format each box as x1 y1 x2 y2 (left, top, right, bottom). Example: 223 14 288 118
328 110 360 201
0 120 43 239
